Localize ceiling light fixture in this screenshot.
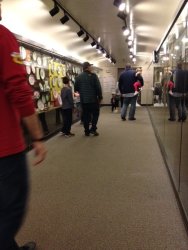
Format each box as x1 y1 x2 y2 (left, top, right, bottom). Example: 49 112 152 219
91 41 97 47
119 3 126 11
96 44 100 50
60 13 69 24
123 28 130 36
77 29 84 37
49 4 59 17
128 35 133 41
117 11 127 21
113 0 122 7
132 57 136 62
49 0 116 64
130 48 134 52
83 34 89 42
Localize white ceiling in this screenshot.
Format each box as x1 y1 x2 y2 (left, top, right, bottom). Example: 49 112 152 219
54 0 184 67
1 0 185 68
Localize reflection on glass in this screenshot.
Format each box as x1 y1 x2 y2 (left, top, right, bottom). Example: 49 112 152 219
149 2 188 220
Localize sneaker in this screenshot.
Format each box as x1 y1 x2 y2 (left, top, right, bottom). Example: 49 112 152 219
19 241 36 250
69 132 75 136
90 131 99 136
60 132 66 135
129 117 136 120
64 134 71 138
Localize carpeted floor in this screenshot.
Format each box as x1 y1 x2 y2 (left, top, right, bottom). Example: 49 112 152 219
17 107 188 250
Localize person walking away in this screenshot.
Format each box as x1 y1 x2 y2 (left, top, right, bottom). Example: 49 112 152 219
75 62 103 136
61 76 75 137
118 63 141 121
0 2 47 249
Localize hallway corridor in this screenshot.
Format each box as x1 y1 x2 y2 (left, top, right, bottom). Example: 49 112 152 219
17 107 188 250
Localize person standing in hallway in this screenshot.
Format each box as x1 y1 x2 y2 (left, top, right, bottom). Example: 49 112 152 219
118 63 140 120
168 63 187 122
0 1 47 249
75 62 103 136
60 76 75 137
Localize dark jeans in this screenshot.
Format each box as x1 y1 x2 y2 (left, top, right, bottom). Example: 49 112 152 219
61 108 73 134
82 103 100 134
0 151 29 250
168 94 187 120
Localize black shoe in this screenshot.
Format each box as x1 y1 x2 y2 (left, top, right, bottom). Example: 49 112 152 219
90 131 99 136
129 117 136 120
121 117 126 121
19 241 36 250
85 132 90 136
168 118 176 121
182 117 187 122
178 118 182 122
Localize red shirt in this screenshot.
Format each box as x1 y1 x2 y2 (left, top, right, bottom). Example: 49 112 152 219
0 24 35 157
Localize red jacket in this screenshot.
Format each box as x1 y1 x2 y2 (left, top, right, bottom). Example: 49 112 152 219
0 24 35 157
134 81 141 92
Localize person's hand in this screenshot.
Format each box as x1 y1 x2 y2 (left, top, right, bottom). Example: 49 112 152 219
32 141 47 166
169 90 173 96
134 91 139 96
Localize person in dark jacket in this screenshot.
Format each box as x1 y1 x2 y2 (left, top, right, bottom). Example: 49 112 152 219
118 63 140 120
61 77 75 137
168 63 187 121
75 62 103 136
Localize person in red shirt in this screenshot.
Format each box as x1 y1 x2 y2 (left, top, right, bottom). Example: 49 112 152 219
0 1 46 250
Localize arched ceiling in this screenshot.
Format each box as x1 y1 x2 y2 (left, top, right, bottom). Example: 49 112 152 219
1 0 185 68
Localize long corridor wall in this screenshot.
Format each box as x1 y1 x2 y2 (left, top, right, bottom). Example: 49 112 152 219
148 1 188 224
148 97 188 224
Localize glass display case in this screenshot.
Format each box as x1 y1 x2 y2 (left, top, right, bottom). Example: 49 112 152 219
150 3 188 221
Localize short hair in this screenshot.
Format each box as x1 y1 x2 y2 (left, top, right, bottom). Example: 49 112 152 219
125 63 131 70
63 76 69 84
177 62 182 70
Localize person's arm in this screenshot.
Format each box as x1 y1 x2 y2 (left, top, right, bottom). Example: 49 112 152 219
23 114 47 165
118 75 123 94
74 76 79 93
94 74 103 102
0 26 46 165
